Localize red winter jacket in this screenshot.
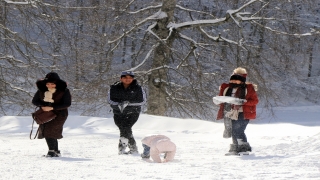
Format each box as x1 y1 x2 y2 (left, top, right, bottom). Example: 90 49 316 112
216 83 259 120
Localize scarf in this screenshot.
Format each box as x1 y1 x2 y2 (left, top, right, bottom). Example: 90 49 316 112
224 83 246 120
43 88 56 103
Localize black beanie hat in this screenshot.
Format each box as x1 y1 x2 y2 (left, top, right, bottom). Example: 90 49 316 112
230 67 247 83
230 74 246 82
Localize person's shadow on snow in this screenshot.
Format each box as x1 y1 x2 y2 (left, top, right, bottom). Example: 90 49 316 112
50 157 92 162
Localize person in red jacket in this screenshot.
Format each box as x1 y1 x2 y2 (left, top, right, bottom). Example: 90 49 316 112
215 67 258 155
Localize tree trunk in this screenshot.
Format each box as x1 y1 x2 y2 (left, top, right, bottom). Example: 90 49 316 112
53 0 61 69
307 38 315 77
147 0 176 116
75 0 85 88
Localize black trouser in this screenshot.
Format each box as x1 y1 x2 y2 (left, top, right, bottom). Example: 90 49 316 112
231 113 249 145
45 138 58 151
114 112 139 145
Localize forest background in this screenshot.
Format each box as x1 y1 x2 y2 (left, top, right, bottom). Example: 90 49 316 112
1 0 320 119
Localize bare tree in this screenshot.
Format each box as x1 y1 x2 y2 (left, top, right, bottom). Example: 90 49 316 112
1 0 319 119
107 0 320 118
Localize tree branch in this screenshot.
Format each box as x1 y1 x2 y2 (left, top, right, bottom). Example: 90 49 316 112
168 0 271 30
128 5 162 14
253 21 319 37
127 44 158 71
108 10 168 44
177 46 196 69
176 5 215 18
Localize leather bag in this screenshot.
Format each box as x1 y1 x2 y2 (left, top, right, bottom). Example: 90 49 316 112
32 108 56 124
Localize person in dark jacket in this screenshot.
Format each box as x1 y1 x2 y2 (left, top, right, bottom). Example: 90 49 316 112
32 72 71 157
108 71 146 155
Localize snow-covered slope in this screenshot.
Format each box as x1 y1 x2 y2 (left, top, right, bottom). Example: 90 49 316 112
0 106 319 179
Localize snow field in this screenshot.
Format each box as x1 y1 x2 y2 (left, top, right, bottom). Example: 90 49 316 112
0 106 320 179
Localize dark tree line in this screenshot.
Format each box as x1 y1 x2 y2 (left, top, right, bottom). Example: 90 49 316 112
0 0 319 119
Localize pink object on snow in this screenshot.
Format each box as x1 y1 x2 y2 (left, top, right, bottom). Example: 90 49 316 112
141 135 176 163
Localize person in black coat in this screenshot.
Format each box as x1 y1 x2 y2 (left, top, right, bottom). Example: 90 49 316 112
32 72 71 157
108 71 146 154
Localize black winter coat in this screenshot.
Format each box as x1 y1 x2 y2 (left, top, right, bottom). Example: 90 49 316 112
32 72 71 139
108 80 146 115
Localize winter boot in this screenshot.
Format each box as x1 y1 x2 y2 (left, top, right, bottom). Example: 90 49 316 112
127 134 138 154
141 153 150 158
238 142 252 152
118 137 129 155
46 150 59 157
55 150 61 157
225 144 239 156
128 143 139 154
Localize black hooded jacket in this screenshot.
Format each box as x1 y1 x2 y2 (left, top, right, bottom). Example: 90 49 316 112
32 72 71 110
31 72 72 139
108 79 146 114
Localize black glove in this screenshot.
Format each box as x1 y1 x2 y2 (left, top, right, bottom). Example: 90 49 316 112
42 102 53 107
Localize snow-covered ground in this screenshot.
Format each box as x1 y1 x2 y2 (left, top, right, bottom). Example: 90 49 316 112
0 106 319 180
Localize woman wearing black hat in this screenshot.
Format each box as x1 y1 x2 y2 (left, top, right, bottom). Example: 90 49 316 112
32 72 71 157
108 71 146 155
215 67 259 156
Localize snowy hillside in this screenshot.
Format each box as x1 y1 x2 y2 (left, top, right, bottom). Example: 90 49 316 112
0 106 319 179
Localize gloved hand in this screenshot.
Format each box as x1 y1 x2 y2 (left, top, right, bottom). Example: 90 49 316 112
233 98 247 105
118 101 130 113
123 101 129 105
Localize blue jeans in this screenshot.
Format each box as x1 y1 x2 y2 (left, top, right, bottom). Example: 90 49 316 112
142 144 150 156
231 112 249 145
